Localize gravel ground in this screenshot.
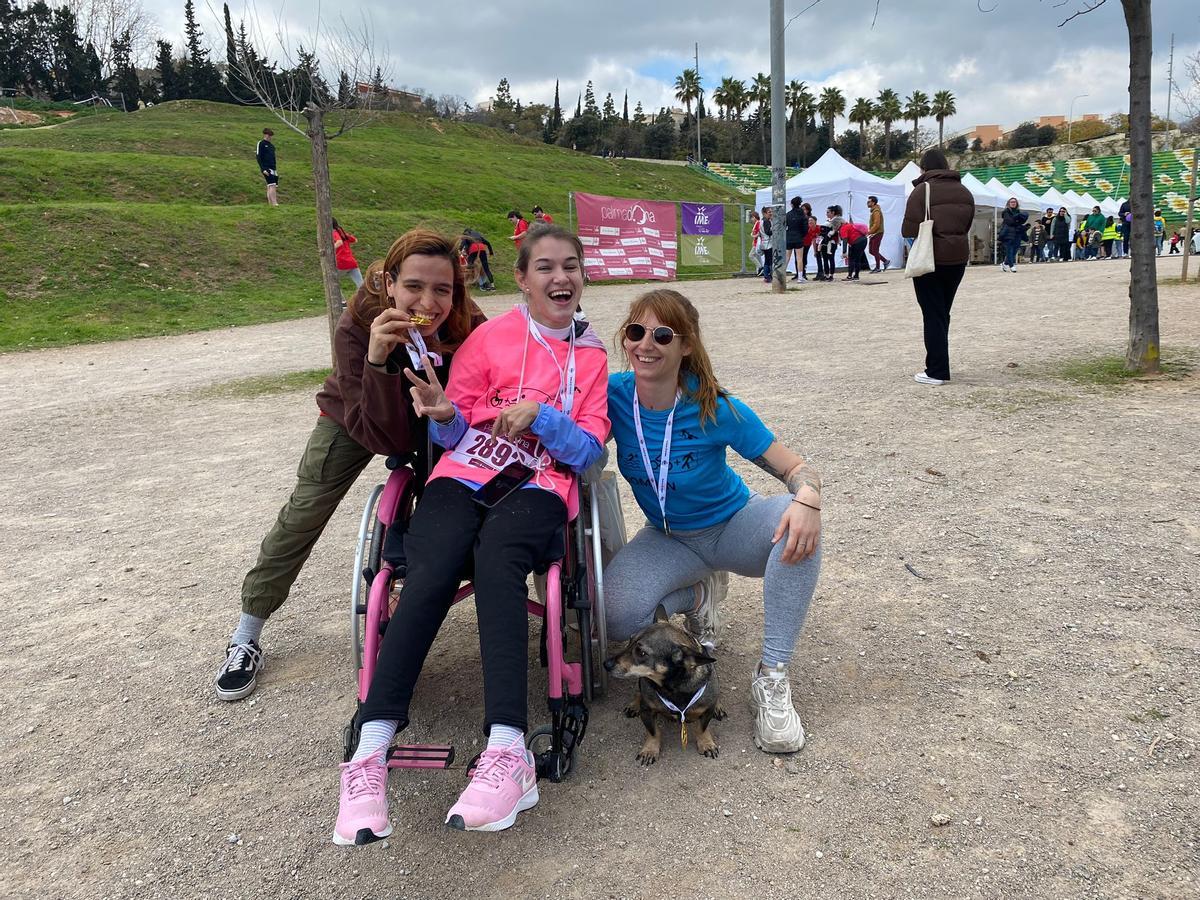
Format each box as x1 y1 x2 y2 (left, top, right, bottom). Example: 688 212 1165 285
2 257 1198 900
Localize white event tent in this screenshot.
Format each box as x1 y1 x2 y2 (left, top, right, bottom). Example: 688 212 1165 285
1077 192 1103 212
959 173 1008 264
755 149 906 272
1040 187 1088 216
1009 181 1050 212
1100 197 1122 216
985 177 1041 212
891 160 924 196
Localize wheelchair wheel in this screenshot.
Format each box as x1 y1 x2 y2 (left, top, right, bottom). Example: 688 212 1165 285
583 478 609 697
527 725 574 781
342 712 361 763
350 483 386 674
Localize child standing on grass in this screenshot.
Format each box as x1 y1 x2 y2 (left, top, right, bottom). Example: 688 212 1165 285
333 218 364 289
213 231 483 704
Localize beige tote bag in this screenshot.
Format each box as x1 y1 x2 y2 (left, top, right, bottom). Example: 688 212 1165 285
905 183 936 278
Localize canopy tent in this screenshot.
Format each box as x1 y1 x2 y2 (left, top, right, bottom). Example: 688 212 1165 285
754 149 907 273
891 160 924 196
960 172 1006 207
1100 197 1121 216
1063 189 1087 207
1009 181 1051 212
1039 186 1089 217
986 177 1041 212
1077 192 1103 211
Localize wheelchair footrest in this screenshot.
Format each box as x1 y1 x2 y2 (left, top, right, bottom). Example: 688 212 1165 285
387 744 455 769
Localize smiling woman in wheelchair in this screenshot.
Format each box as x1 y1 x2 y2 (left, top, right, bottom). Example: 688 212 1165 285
334 223 610 842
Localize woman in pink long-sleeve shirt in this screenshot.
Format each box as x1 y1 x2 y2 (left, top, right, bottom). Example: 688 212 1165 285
334 224 610 842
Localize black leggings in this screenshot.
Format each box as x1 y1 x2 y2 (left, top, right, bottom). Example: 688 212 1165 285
913 263 966 381
468 251 494 284
847 238 868 277
359 478 565 734
820 246 835 275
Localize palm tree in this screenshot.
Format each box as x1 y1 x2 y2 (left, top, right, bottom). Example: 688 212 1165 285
785 79 805 164
752 72 771 164
797 84 815 166
904 90 931 149
674 68 701 123
817 86 845 150
930 89 957 147
717 77 749 162
876 88 902 160
712 76 735 121
848 97 875 161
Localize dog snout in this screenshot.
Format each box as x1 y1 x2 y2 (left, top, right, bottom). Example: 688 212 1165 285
603 657 616 672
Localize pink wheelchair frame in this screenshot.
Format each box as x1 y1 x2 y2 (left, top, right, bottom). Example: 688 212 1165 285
343 454 609 782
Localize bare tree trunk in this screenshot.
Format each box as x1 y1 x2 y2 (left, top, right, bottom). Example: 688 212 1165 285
304 104 344 370
1122 0 1160 373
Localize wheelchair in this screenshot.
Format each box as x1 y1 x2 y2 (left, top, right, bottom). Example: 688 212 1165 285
343 452 610 783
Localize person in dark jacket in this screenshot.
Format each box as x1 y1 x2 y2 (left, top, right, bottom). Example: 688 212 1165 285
901 149 975 386
460 228 496 291
785 196 807 280
998 199 1028 272
1118 198 1132 255
256 127 279 207
761 206 775 282
213 229 484 702
1052 207 1072 262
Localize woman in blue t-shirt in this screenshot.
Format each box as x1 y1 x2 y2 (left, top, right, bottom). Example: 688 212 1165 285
605 288 822 754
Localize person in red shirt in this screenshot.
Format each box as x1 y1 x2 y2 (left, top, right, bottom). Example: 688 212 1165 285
532 205 554 225
332 218 363 289
508 209 530 250
839 220 870 281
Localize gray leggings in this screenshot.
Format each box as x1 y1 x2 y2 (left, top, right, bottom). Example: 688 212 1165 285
604 493 821 668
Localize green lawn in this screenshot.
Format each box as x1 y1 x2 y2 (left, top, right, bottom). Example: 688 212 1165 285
0 101 743 351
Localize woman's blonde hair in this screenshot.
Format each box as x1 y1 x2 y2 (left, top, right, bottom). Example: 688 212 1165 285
617 289 732 426
347 228 477 352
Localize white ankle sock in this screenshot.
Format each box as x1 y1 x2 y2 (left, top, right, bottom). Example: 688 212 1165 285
486 724 524 751
351 720 399 763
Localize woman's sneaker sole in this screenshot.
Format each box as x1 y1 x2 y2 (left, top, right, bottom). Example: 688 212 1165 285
446 785 538 833
331 823 393 846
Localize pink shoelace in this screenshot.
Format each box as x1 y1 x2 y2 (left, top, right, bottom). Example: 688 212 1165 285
341 751 387 801
470 746 524 789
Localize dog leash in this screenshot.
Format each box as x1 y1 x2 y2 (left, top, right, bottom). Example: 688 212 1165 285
654 683 708 750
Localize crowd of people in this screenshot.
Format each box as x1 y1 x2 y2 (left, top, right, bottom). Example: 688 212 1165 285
748 194 893 283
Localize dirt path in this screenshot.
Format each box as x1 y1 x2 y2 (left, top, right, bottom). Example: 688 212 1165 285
2 259 1198 899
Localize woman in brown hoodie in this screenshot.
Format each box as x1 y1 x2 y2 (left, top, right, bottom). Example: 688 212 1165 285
214 229 484 702
901 149 975 386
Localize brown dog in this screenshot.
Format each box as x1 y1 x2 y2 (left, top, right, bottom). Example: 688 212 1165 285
604 605 725 765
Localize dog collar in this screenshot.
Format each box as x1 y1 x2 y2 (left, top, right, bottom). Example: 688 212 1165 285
654 683 708 751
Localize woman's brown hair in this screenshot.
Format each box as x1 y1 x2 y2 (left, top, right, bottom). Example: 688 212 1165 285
617 289 732 427
515 222 586 273
347 228 477 352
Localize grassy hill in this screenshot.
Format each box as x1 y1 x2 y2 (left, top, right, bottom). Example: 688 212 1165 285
0 101 741 350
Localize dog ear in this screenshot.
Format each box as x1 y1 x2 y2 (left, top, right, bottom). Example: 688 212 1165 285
671 647 683 664
692 649 716 666
653 603 670 624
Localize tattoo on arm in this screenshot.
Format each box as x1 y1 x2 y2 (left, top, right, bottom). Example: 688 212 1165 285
751 457 822 496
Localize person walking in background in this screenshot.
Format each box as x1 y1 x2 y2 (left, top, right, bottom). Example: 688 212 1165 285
999 199 1027 272
785 196 806 281
1038 208 1055 260
332 218 363 289
1028 220 1046 263
760 206 775 283
801 213 819 281
256 127 279 207
901 149 974 387
1153 209 1166 255
1101 216 1118 258
1052 207 1072 262
460 228 496 291
749 210 764 274
839 218 870 281
1168 230 1182 254
507 210 530 251
532 205 554 225
866 195 890 272
1118 199 1131 256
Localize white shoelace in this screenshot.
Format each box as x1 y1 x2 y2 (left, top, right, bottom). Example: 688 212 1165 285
220 641 260 675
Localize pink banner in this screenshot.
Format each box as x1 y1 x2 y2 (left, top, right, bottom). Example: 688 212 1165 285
574 192 677 281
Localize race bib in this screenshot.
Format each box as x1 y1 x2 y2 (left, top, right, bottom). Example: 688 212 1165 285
448 426 540 473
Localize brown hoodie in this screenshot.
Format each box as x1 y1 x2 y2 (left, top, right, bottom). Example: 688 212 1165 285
901 169 975 266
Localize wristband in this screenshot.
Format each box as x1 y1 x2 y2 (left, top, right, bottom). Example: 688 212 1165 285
792 498 821 512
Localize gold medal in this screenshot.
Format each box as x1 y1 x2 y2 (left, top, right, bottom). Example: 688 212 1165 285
680 721 688 750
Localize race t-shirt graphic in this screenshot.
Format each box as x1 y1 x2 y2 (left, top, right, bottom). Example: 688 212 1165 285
574 192 677 281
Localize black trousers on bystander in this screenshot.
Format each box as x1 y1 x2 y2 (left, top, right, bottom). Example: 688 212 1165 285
912 263 967 382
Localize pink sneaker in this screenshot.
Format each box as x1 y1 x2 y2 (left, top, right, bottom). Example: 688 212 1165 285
445 738 539 832
332 749 392 846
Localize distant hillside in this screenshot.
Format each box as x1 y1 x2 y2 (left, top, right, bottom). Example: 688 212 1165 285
0 101 741 350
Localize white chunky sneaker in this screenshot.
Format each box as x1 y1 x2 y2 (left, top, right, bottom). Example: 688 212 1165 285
684 570 728 648
750 664 806 753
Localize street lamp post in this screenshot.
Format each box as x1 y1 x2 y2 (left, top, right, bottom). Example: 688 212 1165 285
1067 93 1089 144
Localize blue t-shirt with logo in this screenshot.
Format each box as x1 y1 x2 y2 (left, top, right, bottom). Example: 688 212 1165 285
608 371 775 531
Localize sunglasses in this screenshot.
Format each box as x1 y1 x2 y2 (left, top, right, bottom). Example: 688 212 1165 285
624 323 680 346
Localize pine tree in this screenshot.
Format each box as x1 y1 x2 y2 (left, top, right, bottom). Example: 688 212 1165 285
543 79 562 143
622 90 629 124
181 0 223 100
494 77 513 111
110 29 140 109
337 70 352 106
155 39 178 101
49 6 90 99
602 92 616 121
632 101 646 127
574 93 581 118
583 81 598 116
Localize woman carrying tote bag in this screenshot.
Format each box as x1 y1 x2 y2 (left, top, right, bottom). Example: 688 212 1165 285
900 149 975 386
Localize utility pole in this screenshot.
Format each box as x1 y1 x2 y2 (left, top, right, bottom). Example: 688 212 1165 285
695 43 702 164
770 0 786 292
1164 33 1174 149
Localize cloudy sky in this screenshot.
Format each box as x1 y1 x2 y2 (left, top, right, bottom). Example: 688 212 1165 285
160 1 1197 132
